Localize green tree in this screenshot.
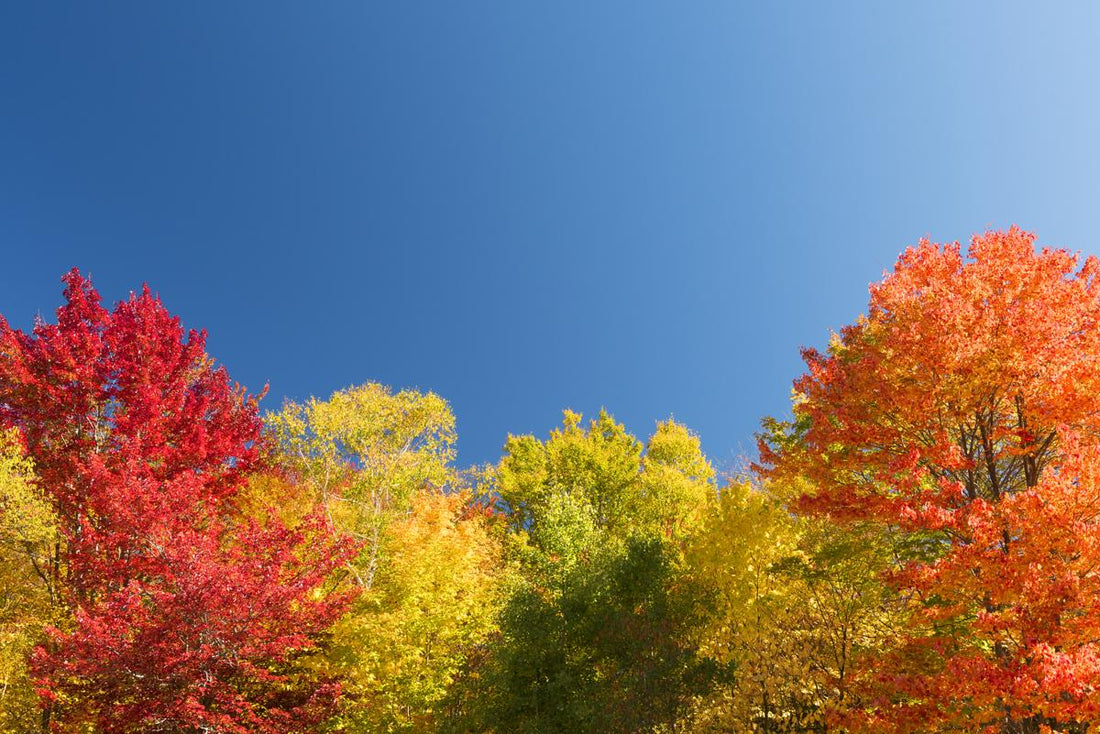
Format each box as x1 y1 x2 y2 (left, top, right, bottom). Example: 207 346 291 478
463 410 719 733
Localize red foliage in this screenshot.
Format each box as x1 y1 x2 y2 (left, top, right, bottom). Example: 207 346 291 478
0 270 355 732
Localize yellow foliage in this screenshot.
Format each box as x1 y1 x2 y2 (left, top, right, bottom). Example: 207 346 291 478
268 383 508 731
686 481 897 733
329 490 507 733
268 383 456 588
0 429 57 732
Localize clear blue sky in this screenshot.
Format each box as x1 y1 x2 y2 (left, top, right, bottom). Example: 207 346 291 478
2 3 1098 469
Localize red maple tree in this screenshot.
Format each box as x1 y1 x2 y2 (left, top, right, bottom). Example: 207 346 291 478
0 270 355 733
761 228 1100 733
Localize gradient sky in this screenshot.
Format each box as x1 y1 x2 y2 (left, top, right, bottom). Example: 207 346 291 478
2 3 1099 469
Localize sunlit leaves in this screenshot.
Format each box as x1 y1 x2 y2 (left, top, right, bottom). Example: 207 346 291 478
269 383 456 589
271 384 505 732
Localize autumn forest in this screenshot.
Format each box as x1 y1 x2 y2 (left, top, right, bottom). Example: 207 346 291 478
5 227 1100 734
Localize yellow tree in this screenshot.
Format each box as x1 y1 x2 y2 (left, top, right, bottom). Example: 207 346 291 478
329 489 505 732
0 429 57 733
269 383 507 732
686 480 898 733
269 382 456 589
686 482 800 732
469 410 719 733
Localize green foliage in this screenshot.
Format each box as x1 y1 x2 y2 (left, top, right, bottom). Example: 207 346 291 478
459 410 721 733
461 535 719 734
497 410 713 542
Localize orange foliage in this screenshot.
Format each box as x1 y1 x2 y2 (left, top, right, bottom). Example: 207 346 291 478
761 228 1100 733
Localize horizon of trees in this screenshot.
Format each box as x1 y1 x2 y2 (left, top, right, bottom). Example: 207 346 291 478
3 227 1100 733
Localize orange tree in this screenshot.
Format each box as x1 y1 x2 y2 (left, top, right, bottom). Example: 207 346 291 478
760 228 1100 733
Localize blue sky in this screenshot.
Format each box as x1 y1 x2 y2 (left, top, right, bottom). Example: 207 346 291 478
2 3 1099 469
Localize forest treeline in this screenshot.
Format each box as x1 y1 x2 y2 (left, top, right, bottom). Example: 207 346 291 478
4 227 1100 733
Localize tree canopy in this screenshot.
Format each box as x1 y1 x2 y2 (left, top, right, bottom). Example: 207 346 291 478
9 231 1100 733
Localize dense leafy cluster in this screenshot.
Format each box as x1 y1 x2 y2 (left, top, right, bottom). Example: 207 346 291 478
5 228 1100 733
